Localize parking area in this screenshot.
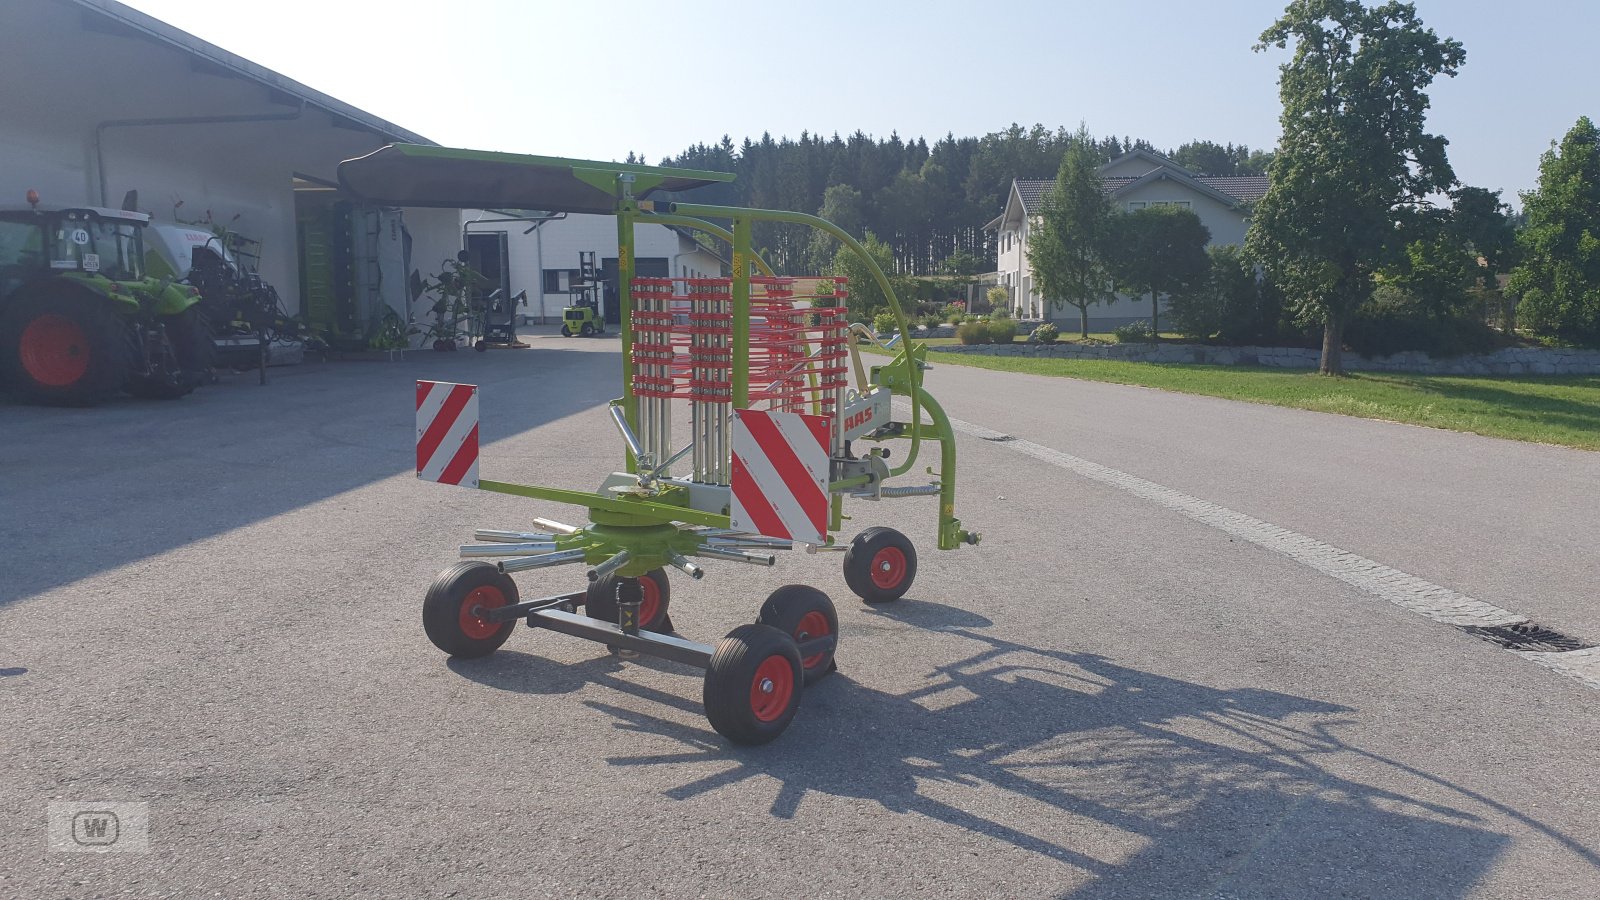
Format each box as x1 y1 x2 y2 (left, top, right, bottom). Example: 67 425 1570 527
4 334 1599 898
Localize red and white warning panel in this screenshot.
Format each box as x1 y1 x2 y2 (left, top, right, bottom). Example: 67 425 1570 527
416 380 480 488
730 409 831 545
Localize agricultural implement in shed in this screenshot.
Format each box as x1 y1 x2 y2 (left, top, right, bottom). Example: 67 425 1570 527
339 145 979 744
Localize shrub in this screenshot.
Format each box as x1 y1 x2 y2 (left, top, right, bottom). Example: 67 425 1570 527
991 304 1012 320
920 314 944 331
955 321 990 344
962 314 979 324
986 320 1017 344
1113 319 1156 343
872 311 899 335
946 308 966 325
1345 284 1504 358
986 284 1009 311
1032 323 1060 343
1168 245 1293 344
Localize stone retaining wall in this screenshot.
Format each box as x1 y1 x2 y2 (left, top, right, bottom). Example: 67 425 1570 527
927 338 1600 376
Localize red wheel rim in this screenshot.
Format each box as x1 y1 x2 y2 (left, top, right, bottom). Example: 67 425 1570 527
869 546 908 591
458 585 506 640
795 610 831 669
749 655 795 722
638 577 661 628
19 314 89 387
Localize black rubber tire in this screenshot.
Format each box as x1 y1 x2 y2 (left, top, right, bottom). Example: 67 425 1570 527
163 306 215 378
586 568 671 632
127 307 209 400
758 585 838 685
422 561 520 658
580 322 595 337
843 526 918 604
474 340 488 352
560 325 572 337
0 287 131 406
432 339 448 351
703 624 803 746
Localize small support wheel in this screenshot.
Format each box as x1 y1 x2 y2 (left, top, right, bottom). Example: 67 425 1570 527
843 526 917 604
586 568 671 632
580 322 595 337
703 624 803 746
758 585 838 685
422 561 519 658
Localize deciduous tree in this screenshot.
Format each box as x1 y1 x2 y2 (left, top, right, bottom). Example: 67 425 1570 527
1028 132 1118 338
1246 0 1465 374
1109 206 1212 335
1507 117 1600 344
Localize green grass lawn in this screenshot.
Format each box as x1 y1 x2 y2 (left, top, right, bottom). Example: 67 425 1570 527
872 343 1600 450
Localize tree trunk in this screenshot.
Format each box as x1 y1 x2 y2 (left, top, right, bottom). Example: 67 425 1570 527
1078 305 1089 339
1319 314 1346 376
1149 290 1159 337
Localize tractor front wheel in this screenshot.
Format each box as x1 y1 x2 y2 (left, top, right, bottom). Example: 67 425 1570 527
580 322 595 337
0 288 131 405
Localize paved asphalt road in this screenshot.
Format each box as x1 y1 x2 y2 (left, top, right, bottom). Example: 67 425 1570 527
2 331 1597 898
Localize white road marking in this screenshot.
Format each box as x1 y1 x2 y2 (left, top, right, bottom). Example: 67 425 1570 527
902 401 1598 691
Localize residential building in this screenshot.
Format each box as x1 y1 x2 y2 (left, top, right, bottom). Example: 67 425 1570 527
985 150 1268 328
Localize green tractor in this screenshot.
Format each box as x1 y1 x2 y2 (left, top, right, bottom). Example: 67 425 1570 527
560 249 606 337
0 201 211 405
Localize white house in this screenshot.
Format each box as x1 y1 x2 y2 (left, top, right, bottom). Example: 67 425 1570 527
985 149 1268 328
461 212 726 325
0 0 463 347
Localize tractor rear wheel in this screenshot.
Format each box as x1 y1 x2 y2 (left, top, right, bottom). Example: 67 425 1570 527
127 307 208 400
0 288 131 405
560 325 572 337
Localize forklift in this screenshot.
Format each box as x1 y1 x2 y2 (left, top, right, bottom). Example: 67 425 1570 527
560 250 605 336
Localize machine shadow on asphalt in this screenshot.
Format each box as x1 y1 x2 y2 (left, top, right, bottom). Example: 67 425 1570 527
447 614 1526 897
0 347 614 608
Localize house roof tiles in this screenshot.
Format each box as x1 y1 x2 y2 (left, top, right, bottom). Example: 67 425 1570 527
1012 173 1269 212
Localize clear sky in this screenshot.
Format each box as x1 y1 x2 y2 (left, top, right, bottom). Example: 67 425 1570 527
121 0 1595 205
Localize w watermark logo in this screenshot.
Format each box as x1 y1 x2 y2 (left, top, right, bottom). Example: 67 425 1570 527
47 802 148 853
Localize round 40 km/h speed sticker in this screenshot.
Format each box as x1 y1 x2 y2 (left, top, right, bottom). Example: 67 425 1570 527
70 228 90 246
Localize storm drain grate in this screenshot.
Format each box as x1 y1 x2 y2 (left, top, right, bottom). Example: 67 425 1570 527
1460 623 1595 653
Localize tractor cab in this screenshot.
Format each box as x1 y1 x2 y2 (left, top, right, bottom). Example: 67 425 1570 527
0 205 149 287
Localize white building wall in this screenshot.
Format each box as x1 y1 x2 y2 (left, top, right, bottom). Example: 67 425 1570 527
0 1 451 318
463 212 724 323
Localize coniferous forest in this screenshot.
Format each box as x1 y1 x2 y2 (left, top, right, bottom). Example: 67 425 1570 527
646 125 1271 277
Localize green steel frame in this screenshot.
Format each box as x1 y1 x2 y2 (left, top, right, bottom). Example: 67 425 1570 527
336 145 977 576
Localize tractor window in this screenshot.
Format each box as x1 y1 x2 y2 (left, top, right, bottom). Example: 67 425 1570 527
0 220 44 268
89 220 142 280
0 220 44 297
